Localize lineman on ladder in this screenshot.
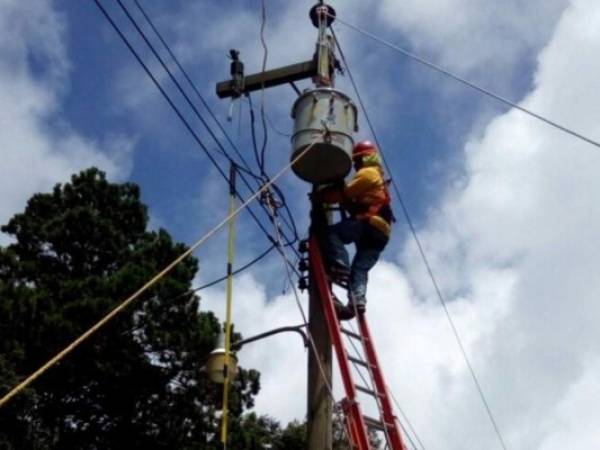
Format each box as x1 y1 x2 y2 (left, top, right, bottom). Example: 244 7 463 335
315 140 395 318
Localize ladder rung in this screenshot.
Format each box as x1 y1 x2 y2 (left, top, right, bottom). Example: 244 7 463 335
340 328 362 340
363 415 387 432
356 384 381 398
348 355 371 369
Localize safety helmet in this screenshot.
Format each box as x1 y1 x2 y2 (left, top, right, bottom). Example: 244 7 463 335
352 140 378 159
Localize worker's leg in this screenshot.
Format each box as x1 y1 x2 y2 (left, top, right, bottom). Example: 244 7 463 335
349 247 381 308
349 225 389 309
324 218 363 271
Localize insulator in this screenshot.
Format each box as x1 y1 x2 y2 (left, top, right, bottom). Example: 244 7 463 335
298 277 308 291
298 239 309 254
298 259 309 272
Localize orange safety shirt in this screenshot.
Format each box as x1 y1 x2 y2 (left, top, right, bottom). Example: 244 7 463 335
323 166 392 236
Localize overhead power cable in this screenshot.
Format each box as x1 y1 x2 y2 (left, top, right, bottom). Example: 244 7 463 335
258 0 269 174
160 244 277 308
344 324 424 450
193 243 276 292
123 243 277 340
332 27 510 450
331 13 600 151
388 387 427 450
132 0 255 178
264 201 352 447
246 96 292 138
0 142 314 409
94 0 301 272
129 0 300 250
115 0 295 244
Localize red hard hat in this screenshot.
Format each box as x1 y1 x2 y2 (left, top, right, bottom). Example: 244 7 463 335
352 140 377 159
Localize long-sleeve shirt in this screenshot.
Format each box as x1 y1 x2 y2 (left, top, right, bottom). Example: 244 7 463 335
322 166 391 236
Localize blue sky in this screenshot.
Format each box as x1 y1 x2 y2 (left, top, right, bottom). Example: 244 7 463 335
3 1 600 449
45 0 538 284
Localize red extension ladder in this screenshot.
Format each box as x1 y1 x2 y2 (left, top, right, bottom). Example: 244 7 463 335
308 234 407 450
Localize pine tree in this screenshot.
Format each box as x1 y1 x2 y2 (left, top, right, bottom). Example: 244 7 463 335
0 168 260 449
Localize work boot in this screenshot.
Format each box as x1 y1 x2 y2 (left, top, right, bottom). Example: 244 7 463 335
355 303 366 315
328 262 350 277
333 295 355 321
327 263 350 286
348 294 366 315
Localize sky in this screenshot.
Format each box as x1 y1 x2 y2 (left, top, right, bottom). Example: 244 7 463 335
2 0 600 448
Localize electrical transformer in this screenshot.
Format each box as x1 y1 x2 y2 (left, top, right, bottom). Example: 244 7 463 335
291 87 358 183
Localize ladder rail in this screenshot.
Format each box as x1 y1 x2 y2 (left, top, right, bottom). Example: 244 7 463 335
357 314 408 450
309 234 371 450
347 309 396 448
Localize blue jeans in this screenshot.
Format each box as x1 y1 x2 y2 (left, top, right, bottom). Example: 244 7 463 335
324 219 388 305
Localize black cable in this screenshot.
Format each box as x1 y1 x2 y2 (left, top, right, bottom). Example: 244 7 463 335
188 244 276 296
123 244 278 339
131 0 299 247
258 0 269 173
245 96 292 138
332 14 600 152
247 93 299 243
117 0 259 183
93 0 301 277
108 0 300 253
248 94 264 177
132 0 259 180
332 27 509 450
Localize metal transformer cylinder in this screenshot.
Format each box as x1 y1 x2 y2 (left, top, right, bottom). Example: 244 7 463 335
291 88 358 183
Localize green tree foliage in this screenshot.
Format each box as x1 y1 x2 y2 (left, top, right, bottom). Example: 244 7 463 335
0 168 260 449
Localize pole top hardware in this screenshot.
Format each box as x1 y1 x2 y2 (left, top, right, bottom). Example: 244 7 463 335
309 3 336 28
228 49 245 98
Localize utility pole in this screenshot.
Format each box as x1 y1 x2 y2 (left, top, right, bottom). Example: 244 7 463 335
216 4 347 449
306 5 337 449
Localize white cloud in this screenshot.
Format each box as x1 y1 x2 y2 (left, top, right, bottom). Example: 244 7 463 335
200 273 310 423
201 1 600 449
0 0 135 241
377 0 568 78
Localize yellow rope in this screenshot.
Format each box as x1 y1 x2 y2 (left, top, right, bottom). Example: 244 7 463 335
221 165 237 447
0 142 315 409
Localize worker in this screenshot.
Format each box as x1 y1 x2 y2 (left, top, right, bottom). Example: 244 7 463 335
316 140 394 318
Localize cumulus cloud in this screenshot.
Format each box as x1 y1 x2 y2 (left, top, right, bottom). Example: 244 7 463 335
377 0 568 78
0 0 134 241
200 273 311 423
201 1 600 449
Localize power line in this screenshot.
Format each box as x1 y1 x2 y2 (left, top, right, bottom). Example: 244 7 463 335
129 0 300 250
258 0 269 174
345 322 419 450
245 96 292 138
166 243 277 301
388 387 427 450
0 142 314 409
94 0 300 272
332 27 510 450
117 0 296 244
331 13 600 151
265 202 353 448
131 0 256 178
